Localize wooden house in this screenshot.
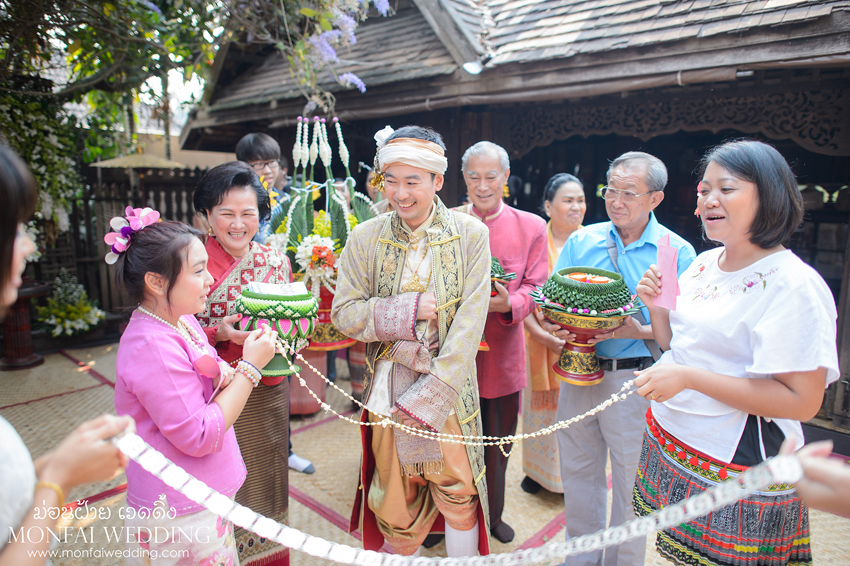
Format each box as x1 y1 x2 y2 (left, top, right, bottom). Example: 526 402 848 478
181 0 850 425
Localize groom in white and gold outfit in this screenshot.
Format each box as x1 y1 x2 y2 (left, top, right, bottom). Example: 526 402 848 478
332 125 491 557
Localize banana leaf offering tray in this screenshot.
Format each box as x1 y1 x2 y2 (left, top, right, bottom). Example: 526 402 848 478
531 266 640 318
235 282 319 377
531 267 642 386
490 256 517 296
490 256 517 283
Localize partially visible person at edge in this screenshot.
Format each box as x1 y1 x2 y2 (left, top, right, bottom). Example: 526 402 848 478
192 162 310 566
113 217 277 565
540 151 696 566
455 141 548 544
520 173 586 496
331 125 491 557
0 145 131 566
235 132 291 244
784 439 850 519
633 140 839 566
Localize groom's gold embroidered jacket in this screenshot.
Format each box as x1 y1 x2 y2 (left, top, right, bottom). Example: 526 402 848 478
331 196 491 550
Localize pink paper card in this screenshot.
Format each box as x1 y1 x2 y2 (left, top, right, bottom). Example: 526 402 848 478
194 354 221 378
655 235 680 310
194 354 224 405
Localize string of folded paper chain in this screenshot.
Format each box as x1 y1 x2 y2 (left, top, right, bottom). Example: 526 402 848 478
111 428 803 565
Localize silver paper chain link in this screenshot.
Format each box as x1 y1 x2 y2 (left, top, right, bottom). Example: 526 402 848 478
112 431 803 565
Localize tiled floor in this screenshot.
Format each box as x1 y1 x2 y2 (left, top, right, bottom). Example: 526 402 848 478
2 345 848 565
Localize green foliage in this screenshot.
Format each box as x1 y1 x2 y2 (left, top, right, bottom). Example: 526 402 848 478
0 80 82 236
268 197 296 237
305 184 315 235
1 0 225 169
36 269 105 337
1 0 223 100
491 256 506 277
328 189 349 251
79 91 132 163
2 0 390 119
351 191 377 224
287 195 310 267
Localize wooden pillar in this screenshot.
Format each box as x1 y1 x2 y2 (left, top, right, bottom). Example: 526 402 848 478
831 209 850 428
1 281 50 370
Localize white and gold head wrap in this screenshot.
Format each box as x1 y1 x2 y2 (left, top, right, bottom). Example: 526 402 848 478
370 127 448 193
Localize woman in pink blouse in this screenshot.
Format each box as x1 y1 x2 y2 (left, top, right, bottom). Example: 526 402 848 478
111 218 275 565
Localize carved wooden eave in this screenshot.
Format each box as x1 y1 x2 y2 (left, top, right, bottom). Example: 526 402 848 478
500 75 850 157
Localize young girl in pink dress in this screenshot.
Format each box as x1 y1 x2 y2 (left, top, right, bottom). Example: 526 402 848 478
109 213 276 565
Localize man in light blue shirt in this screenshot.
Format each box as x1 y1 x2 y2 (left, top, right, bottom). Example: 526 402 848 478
544 152 695 566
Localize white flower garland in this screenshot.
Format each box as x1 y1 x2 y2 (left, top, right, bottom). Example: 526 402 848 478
292 117 304 170
318 119 333 168
309 117 320 168
334 118 350 169
301 120 311 173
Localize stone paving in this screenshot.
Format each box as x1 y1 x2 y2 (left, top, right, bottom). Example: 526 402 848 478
2 344 848 565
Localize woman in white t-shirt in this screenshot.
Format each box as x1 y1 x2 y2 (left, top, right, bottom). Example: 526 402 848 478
634 140 839 566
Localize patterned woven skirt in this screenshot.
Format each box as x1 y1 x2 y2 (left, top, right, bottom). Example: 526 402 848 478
634 408 812 566
232 379 290 565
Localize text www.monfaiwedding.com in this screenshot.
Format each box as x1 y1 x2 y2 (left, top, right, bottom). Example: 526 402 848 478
26 548 188 560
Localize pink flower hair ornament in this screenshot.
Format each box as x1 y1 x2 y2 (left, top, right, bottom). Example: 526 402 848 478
104 206 161 264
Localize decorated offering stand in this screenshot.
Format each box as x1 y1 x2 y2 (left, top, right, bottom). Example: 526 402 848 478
234 282 319 378
480 257 518 351
490 256 517 295
265 117 379 351
531 267 641 386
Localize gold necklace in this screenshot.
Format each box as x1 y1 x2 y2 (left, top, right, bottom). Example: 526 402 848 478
400 245 431 293
137 306 208 354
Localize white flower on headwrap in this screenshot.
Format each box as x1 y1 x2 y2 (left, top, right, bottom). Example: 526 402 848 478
374 126 394 150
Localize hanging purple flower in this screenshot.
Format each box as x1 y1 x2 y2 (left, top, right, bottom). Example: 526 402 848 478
307 31 341 64
138 0 163 17
340 72 366 93
374 0 390 16
333 13 357 44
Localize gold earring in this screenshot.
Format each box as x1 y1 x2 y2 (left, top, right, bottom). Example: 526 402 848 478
208 227 213 236
503 184 510 199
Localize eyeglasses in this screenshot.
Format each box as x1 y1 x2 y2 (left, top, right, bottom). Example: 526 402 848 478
600 186 656 203
249 160 280 172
